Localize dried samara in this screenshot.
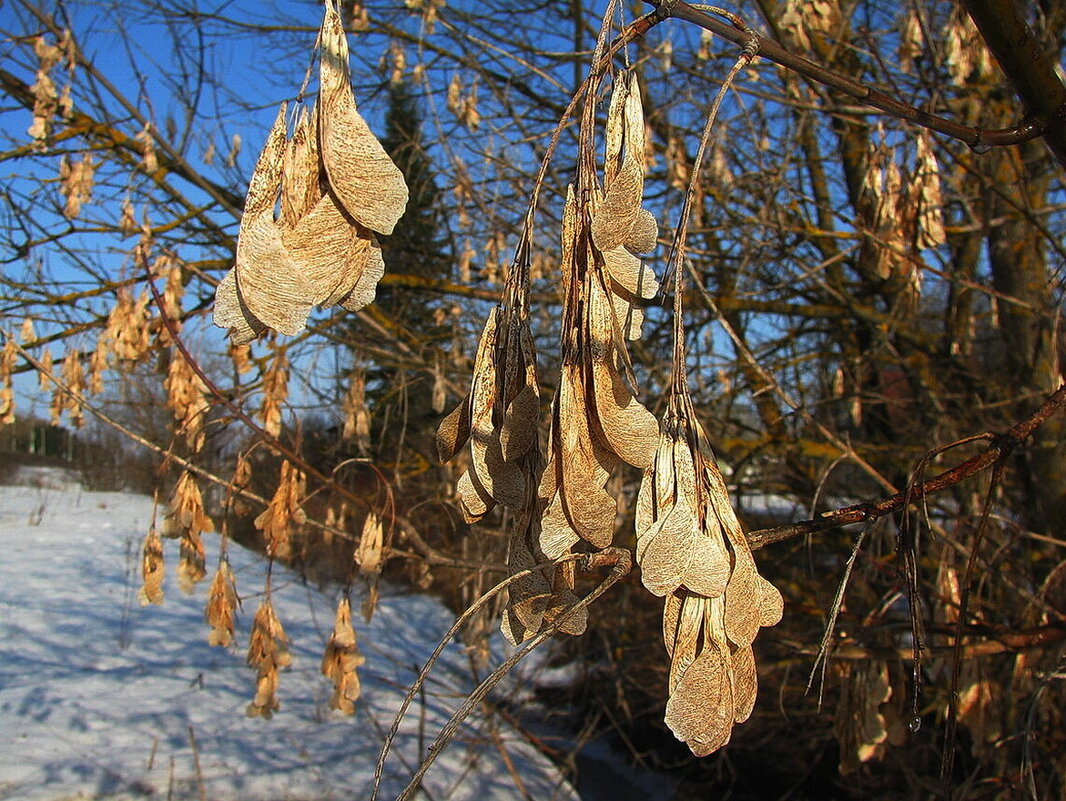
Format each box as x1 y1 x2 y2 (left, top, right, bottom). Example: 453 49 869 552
214 0 408 343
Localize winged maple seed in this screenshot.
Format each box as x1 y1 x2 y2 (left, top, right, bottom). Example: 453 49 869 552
214 0 408 343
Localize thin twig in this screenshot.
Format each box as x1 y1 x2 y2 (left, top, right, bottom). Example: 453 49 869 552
747 383 1066 549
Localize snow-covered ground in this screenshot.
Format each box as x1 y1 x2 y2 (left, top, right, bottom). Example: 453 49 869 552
0 471 578 801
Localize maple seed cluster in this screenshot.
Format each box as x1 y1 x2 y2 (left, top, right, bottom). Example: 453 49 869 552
213 0 409 344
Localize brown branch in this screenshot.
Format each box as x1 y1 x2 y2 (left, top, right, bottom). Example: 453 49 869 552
960 0 1066 169
649 1 1051 152
747 383 1066 550
797 622 1066 661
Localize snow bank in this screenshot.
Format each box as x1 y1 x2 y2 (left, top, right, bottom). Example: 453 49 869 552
0 480 578 801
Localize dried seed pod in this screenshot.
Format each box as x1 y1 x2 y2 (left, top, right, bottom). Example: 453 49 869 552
178 527 207 594
259 345 289 439
163 470 214 540
355 510 384 576
835 660 894 774
59 153 95 219
164 350 209 453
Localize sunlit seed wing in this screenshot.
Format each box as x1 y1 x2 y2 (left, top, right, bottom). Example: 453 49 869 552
318 6 408 235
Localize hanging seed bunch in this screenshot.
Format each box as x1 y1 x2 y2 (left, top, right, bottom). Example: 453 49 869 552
204 558 240 647
254 459 307 562
355 509 386 620
860 132 907 282
0 337 15 426
633 35 783 756
59 153 95 219
341 369 371 453
164 350 210 453
214 0 408 344
163 470 214 593
134 123 159 175
834 659 901 774
259 344 289 439
639 394 783 754
436 220 556 643
246 596 291 718
536 64 659 573
99 287 152 364
321 594 366 714
230 451 254 517
138 524 165 606
27 34 68 147
914 132 946 250
51 348 86 428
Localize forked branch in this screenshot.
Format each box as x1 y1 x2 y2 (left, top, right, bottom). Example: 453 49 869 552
747 383 1066 550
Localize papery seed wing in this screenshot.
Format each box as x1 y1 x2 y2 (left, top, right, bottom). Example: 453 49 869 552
626 208 658 255
281 192 372 306
281 105 321 227
635 466 655 537
503 528 551 644
318 6 407 234
457 468 495 523
610 285 645 341
213 269 266 344
603 73 627 185
603 246 659 300
501 382 539 462
637 501 699 597
723 536 760 647
233 213 306 335
558 366 616 547
683 534 731 598
671 435 701 508
730 643 758 723
666 645 734 757
662 590 684 659
467 310 526 509
216 106 295 338
669 594 705 694
436 394 472 463
544 561 587 636
539 489 580 560
755 573 784 628
243 104 288 217
652 436 680 512
591 165 642 252
588 286 657 468
339 236 384 311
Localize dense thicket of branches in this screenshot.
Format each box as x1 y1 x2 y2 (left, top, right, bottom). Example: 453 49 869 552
1 1 1064 799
